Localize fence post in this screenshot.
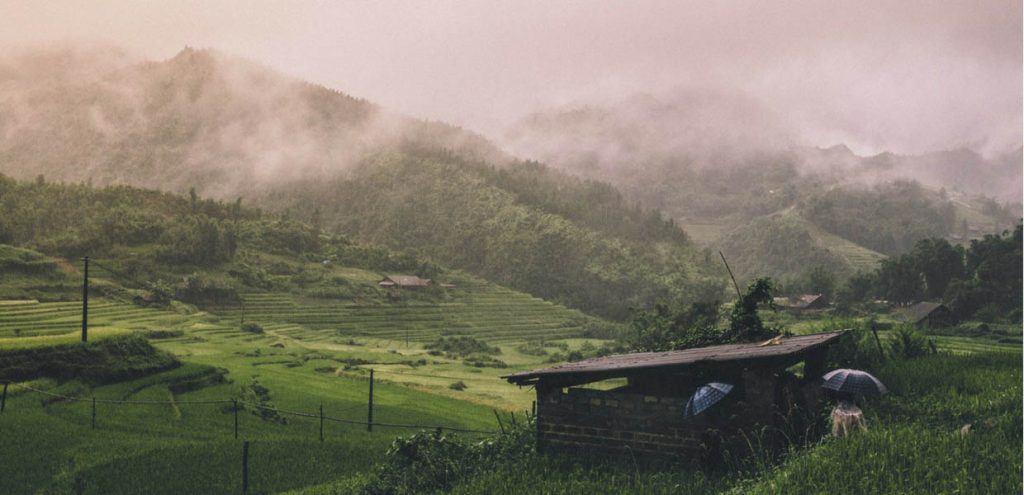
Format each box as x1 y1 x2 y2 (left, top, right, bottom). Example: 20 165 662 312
319 403 324 442
1 383 8 413
241 441 250 495
233 399 239 440
367 369 374 432
91 397 96 429
493 410 506 434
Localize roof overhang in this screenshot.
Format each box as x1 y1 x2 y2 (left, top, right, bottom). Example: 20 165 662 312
502 330 848 387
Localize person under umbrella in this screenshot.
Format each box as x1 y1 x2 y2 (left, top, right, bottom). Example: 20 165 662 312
821 369 888 397
820 369 888 436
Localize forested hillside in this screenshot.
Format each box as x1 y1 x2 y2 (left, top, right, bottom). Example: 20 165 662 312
0 46 720 319
0 174 437 303
261 153 721 320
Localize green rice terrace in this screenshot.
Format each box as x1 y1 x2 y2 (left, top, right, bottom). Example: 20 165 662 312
0 222 1019 494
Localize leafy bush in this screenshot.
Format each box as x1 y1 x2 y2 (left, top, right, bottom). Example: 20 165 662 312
362 420 535 495
888 325 935 359
0 335 179 383
424 336 500 358
241 322 264 334
225 377 288 425
174 273 241 306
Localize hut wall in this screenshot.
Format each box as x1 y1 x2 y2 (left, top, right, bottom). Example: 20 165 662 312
536 386 705 460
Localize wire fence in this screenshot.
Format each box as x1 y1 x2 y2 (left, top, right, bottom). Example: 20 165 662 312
0 380 501 436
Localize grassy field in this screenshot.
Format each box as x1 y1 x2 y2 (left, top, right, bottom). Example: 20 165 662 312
0 265 612 493
0 253 1018 494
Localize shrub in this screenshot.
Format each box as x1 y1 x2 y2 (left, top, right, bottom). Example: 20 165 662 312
363 420 535 495
889 325 935 359
241 322 264 334
424 336 500 358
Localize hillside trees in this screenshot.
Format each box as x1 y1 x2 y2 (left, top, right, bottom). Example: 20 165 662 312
266 154 722 320
630 278 780 351
0 174 438 283
845 224 1022 321
801 181 956 256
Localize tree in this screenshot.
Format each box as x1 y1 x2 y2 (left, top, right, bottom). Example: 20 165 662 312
910 238 964 299
630 301 722 352
189 187 198 214
723 278 780 343
804 265 836 301
877 255 922 305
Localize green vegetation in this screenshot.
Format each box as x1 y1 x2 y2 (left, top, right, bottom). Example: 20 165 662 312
268 153 723 320
0 334 178 382
288 349 1020 494
841 224 1022 322
630 278 780 351
801 181 957 256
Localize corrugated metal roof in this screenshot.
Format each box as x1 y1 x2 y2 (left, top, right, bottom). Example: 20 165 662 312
503 330 847 384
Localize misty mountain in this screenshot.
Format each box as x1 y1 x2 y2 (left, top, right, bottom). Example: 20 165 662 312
502 90 1021 278
0 45 504 197
0 45 721 319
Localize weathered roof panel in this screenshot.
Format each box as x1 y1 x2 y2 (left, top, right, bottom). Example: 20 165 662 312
503 330 847 384
899 302 947 322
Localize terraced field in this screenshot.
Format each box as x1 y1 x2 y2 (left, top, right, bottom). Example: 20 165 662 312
0 299 194 338
210 279 594 345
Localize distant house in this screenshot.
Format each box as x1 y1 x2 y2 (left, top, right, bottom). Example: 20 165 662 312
774 294 828 311
899 302 954 327
378 275 432 288
504 331 849 464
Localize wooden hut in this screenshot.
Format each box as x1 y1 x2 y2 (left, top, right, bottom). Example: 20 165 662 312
503 331 847 464
378 275 432 288
899 302 954 327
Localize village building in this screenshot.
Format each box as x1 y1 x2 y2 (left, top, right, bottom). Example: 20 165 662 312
899 302 954 327
377 275 432 288
773 294 828 311
504 330 848 465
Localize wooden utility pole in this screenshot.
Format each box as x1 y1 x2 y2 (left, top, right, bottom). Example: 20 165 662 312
719 251 742 299
367 369 374 432
870 321 886 360
81 257 89 342
241 441 250 494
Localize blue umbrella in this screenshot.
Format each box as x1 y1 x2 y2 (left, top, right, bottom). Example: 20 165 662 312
684 382 734 418
821 369 888 397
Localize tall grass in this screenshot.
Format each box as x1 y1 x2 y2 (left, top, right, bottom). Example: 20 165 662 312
316 350 1022 495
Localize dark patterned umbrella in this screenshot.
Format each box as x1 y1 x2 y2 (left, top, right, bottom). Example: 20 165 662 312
821 369 888 397
684 382 734 418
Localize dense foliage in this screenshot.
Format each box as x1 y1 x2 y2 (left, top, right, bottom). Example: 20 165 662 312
630 278 780 351
267 153 723 320
801 181 957 256
843 224 1022 321
0 334 178 383
0 174 443 303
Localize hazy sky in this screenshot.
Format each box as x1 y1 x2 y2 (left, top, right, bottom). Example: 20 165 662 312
2 0 1021 156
